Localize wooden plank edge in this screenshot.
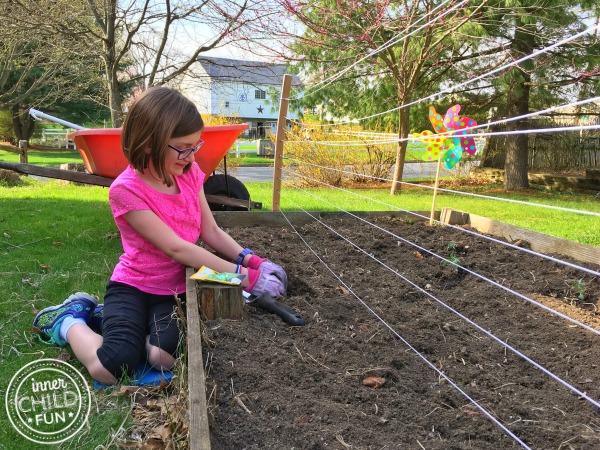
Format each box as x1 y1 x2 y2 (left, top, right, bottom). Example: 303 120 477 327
185 268 212 450
0 160 113 187
465 212 600 267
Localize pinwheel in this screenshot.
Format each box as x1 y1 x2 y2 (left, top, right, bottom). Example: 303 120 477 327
412 104 478 169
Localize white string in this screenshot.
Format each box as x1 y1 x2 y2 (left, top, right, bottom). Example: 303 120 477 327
285 123 600 146
284 158 600 218
298 23 600 126
288 181 600 338
294 95 600 140
283 168 600 280
277 209 533 450
286 0 466 101
289 203 600 411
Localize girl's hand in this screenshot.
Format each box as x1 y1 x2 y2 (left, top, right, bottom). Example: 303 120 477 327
247 256 288 290
244 268 287 298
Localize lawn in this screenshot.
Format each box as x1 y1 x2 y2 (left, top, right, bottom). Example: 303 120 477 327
0 167 598 448
0 147 275 167
0 180 131 449
0 149 84 167
246 181 600 247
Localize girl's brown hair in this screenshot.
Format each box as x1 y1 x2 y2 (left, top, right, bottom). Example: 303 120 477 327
122 86 204 186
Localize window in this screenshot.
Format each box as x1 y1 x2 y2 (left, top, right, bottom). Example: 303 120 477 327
255 89 266 100
225 101 230 108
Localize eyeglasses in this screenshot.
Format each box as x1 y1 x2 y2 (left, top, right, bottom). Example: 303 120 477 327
167 139 204 160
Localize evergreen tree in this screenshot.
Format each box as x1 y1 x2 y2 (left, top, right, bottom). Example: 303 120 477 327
282 0 492 192
469 0 600 190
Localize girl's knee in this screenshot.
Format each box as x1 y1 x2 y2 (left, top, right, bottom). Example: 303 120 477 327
99 320 146 379
97 339 144 380
147 344 176 370
87 360 117 385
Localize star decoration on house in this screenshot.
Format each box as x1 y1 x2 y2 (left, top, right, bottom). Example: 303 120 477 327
257 106 264 114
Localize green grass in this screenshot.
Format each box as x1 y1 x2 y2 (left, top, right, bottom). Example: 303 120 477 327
245 181 600 247
0 149 84 167
0 171 598 447
1 148 272 167
233 140 258 151
0 178 129 449
235 154 273 165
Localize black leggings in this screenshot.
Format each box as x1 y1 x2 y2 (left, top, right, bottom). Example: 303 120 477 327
96 281 184 378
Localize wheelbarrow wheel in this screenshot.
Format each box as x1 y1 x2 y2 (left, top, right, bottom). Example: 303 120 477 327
203 174 251 211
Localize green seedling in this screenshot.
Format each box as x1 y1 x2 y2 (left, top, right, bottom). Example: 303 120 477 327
569 278 586 301
444 242 461 273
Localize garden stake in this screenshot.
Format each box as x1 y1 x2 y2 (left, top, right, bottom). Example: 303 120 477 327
430 156 443 225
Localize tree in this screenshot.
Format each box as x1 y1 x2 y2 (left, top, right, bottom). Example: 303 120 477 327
470 0 600 190
244 0 600 192
251 0 489 193
0 0 109 139
3 0 280 127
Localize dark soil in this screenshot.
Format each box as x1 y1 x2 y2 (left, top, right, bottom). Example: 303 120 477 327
203 216 600 449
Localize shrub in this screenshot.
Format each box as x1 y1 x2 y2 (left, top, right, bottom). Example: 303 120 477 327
347 143 396 184
0 169 22 186
283 123 395 187
0 110 16 144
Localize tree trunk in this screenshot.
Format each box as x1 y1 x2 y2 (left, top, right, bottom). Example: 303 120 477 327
11 103 35 142
108 74 123 127
503 19 534 191
104 0 123 127
390 106 410 194
479 125 506 169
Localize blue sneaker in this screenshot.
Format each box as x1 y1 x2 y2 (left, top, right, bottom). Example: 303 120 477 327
33 292 98 346
89 304 104 335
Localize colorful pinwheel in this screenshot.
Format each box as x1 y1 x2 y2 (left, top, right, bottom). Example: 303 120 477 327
412 104 478 169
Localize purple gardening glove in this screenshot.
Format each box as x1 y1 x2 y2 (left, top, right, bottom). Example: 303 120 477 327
247 255 288 291
244 267 287 297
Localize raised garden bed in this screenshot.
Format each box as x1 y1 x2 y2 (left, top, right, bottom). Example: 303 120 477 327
192 212 600 449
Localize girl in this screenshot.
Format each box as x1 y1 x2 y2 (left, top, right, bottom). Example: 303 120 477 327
33 87 287 385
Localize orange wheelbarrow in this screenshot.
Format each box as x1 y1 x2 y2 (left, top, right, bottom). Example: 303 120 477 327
70 125 259 210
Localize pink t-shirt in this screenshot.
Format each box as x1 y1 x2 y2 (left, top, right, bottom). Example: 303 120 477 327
109 163 205 295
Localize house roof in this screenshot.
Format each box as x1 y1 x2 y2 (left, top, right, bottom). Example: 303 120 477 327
197 56 302 87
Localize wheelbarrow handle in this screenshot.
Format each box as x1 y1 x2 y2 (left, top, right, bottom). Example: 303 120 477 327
29 108 86 130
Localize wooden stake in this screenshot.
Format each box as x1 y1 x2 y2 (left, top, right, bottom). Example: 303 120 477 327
272 74 293 211
429 157 443 226
18 140 28 164
198 283 244 320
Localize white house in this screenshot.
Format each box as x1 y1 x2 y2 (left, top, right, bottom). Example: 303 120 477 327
179 57 303 139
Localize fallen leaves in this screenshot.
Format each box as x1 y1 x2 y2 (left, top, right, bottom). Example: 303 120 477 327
56 351 72 362
336 285 350 295
460 404 485 417
112 380 188 450
363 375 386 389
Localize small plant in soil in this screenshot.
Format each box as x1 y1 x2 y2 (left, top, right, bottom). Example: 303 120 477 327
568 278 586 301
444 242 461 274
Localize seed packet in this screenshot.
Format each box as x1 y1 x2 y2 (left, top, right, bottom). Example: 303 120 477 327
190 265 246 285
